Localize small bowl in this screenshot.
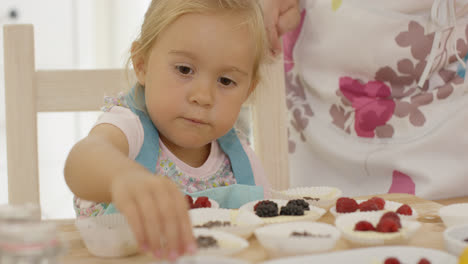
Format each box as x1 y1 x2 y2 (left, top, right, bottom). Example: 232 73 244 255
194 229 249 256
75 214 138 258
190 208 263 238
271 186 342 209
443 223 468 256
239 199 326 224
335 211 421 247
439 203 468 227
254 222 340 257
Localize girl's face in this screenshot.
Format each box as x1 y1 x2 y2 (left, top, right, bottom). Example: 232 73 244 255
135 12 257 153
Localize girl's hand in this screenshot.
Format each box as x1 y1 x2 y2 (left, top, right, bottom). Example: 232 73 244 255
261 0 301 55
111 172 195 261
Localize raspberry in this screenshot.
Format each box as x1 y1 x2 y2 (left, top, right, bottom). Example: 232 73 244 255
381 212 402 228
354 221 376 231
185 195 194 205
369 197 385 210
193 196 211 208
376 218 400 233
396 204 413 215
359 200 379 212
384 257 401 264
418 258 431 264
255 201 279 217
280 204 304 216
336 197 359 213
286 199 310 210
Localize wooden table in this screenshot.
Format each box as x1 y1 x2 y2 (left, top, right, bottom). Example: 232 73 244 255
55 193 467 263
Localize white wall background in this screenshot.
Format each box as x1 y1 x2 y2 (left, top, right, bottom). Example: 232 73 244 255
1 0 151 219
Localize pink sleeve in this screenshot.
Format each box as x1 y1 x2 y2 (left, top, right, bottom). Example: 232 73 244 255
240 141 271 198
94 106 144 160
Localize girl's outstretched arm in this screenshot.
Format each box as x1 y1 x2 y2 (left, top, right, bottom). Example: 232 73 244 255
64 124 195 261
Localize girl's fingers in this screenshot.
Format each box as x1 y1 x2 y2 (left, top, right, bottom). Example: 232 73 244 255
119 199 146 249
171 188 196 255
137 191 164 258
154 182 183 261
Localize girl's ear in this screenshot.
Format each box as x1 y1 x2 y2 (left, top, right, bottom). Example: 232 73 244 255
131 41 146 86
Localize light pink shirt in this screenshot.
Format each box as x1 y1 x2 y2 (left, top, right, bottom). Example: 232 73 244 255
94 106 270 197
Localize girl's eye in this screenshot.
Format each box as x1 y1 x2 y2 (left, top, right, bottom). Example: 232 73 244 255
176 65 193 75
219 77 236 86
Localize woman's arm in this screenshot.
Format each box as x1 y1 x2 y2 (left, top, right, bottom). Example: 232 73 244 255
260 0 301 54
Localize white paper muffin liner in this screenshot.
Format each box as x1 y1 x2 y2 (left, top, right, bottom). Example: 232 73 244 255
443 223 468 256
335 211 421 246
239 199 326 224
158 256 250 264
254 221 340 257
193 229 249 256
258 246 457 264
330 199 418 220
438 203 468 227
75 214 138 258
271 186 342 209
190 208 263 239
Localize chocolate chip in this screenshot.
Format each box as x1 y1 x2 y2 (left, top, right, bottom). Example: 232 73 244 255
194 221 231 228
196 235 218 248
303 197 320 201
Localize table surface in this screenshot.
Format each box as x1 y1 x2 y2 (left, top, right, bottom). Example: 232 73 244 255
54 193 468 263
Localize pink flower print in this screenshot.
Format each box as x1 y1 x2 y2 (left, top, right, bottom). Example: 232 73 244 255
388 170 415 195
282 9 306 73
339 77 396 138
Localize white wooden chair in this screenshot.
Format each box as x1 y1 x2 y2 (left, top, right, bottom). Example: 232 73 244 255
3 24 289 213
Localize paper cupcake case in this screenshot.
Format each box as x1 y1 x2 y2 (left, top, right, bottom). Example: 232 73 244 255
335 211 421 247
239 199 326 225
254 221 341 257
75 214 139 258
270 186 342 209
190 208 263 238
193 228 249 257
330 199 419 220
168 256 251 264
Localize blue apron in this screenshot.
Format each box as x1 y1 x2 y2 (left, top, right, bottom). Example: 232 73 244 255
104 87 263 211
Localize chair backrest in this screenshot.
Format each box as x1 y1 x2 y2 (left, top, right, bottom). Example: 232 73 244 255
3 24 290 211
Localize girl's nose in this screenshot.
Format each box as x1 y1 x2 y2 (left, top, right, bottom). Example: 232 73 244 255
188 79 215 107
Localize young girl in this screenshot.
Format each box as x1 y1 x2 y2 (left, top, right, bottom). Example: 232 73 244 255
263 0 468 200
64 0 270 260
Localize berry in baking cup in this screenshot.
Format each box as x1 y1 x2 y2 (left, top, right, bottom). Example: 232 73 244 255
239 199 326 224
330 197 418 220
190 208 263 239
335 211 421 247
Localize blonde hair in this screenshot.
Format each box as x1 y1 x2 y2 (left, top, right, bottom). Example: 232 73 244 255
126 0 270 110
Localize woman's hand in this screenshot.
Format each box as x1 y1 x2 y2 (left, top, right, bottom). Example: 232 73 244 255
261 0 301 54
111 172 195 261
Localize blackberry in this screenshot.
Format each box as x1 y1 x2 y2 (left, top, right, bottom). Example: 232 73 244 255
286 199 310 210
280 204 304 216
255 201 279 217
